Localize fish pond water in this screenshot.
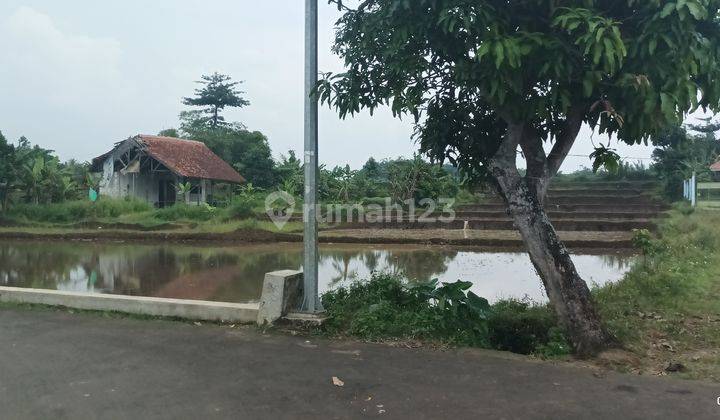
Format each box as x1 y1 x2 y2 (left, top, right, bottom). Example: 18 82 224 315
0 241 635 304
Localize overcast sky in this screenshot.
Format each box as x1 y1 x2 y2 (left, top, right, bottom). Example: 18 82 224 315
0 1 658 171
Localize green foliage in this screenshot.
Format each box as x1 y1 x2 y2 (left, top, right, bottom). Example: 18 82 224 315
323 274 491 346
0 134 94 210
651 121 720 200
182 72 250 128
175 182 193 204
595 209 720 343
487 300 567 355
225 191 264 220
631 228 662 256
322 273 569 355
177 113 277 189
589 145 621 174
319 0 720 182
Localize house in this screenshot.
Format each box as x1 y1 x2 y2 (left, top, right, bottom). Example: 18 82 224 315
91 135 244 207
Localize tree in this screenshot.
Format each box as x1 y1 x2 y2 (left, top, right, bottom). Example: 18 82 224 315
183 72 250 128
318 0 720 355
158 128 179 138
0 131 15 211
274 150 304 195
652 121 720 199
177 113 277 188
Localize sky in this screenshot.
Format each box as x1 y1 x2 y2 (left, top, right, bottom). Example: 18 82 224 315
0 1 658 172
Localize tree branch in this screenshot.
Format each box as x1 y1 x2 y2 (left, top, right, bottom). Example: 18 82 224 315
519 125 548 180
547 104 587 176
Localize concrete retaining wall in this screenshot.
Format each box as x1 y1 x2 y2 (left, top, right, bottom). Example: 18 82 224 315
0 286 259 323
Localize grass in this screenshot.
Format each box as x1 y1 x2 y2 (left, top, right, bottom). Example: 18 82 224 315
593 203 720 380
0 196 304 234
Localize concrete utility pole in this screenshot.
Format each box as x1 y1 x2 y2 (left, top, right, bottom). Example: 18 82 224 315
302 0 322 313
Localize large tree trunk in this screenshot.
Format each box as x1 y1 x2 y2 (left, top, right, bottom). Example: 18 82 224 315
490 122 616 357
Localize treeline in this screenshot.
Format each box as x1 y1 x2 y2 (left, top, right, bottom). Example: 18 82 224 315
0 125 463 213
0 132 98 211
164 111 462 202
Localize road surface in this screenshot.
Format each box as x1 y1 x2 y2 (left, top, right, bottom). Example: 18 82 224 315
1 306 718 419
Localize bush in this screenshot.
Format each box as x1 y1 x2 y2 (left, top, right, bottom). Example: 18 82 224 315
225 198 256 220
322 273 569 354
322 274 491 346
486 300 563 355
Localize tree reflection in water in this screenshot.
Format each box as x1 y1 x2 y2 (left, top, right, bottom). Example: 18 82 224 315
0 241 635 304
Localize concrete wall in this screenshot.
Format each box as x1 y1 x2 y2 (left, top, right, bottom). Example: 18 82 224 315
0 286 259 323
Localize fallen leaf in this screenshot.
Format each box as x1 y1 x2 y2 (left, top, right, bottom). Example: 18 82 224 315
332 376 344 387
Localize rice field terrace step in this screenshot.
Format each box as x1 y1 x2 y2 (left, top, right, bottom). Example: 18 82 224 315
452 211 665 220
544 188 651 196
458 203 669 212
480 196 662 205
334 218 655 232
549 181 659 189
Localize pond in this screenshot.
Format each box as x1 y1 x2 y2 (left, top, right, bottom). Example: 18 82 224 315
0 241 635 304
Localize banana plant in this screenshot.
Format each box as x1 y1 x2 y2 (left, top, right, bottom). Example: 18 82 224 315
175 181 193 204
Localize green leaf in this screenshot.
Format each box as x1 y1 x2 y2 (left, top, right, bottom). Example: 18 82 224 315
494 42 505 68
660 92 675 117
660 2 676 18
685 2 706 20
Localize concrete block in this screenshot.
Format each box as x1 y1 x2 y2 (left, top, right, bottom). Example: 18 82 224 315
257 270 304 325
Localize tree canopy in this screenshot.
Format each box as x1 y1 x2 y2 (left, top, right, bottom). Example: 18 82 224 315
183 72 250 128
320 0 720 183
177 112 277 188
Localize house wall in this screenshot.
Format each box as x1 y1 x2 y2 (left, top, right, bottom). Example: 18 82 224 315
98 153 178 206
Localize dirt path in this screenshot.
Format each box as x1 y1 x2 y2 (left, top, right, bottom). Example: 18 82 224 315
1 307 718 419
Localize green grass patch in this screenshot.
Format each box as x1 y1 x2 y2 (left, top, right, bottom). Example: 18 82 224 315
593 207 720 380
6 198 152 223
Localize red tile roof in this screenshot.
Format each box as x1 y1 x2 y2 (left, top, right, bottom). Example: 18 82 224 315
711 161 720 172
138 135 244 183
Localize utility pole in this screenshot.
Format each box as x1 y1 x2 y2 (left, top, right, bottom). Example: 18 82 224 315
302 0 322 313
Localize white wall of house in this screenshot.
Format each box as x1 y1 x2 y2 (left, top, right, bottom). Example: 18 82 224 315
98 152 178 205
97 151 213 206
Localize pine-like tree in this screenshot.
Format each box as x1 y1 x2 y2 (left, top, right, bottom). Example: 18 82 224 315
182 72 250 128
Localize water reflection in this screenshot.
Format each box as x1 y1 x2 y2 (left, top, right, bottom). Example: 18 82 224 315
0 241 635 304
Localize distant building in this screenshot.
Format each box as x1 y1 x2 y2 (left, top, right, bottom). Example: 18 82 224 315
91 135 244 207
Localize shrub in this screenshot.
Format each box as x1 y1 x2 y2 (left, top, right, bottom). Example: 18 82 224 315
486 300 563 355
322 273 569 354
322 274 491 346
225 198 256 220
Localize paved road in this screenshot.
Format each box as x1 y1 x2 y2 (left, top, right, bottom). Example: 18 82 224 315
1 307 719 419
